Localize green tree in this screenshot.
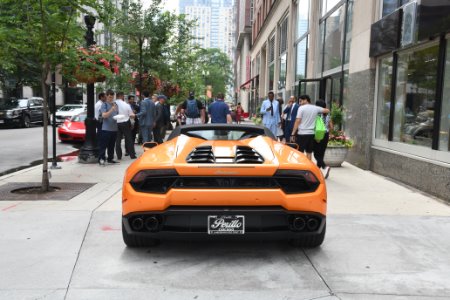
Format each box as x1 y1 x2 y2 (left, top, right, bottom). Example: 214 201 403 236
0 0 100 191
113 0 178 97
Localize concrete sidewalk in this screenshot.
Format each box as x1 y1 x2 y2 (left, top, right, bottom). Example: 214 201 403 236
1 145 450 300
0 146 448 215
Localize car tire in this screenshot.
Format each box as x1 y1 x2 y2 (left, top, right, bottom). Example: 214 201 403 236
22 115 31 128
290 223 326 248
122 222 160 247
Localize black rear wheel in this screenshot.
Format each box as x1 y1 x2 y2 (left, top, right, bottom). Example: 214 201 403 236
290 223 326 248
22 115 31 128
122 222 160 247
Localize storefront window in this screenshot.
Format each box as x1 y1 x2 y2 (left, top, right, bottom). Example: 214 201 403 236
393 44 439 148
439 40 450 151
323 5 345 72
295 37 307 81
297 0 309 39
375 56 393 140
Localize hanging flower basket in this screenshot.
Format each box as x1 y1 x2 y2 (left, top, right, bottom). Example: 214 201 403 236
161 80 180 98
64 45 121 84
131 71 161 93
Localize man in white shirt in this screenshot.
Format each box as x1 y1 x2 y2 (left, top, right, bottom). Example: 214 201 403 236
95 92 106 136
290 95 329 160
114 91 136 159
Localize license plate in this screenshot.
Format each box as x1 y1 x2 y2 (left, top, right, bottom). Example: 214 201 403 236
208 215 245 235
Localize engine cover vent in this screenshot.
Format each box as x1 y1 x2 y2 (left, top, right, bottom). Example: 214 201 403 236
186 145 215 163
235 146 264 164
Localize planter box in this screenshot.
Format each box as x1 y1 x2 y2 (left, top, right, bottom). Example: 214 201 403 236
324 146 349 167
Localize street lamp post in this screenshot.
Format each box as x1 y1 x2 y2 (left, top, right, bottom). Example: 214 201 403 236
78 15 98 163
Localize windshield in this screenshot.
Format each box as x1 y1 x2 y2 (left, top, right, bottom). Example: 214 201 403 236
71 114 87 122
183 129 261 141
0 99 28 110
59 105 83 111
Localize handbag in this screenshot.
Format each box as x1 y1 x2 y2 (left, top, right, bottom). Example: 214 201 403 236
314 115 326 142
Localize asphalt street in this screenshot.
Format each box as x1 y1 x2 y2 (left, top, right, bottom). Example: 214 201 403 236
0 158 449 300
0 125 78 175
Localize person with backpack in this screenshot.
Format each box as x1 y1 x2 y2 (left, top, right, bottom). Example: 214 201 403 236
181 91 205 124
313 99 333 178
290 95 329 161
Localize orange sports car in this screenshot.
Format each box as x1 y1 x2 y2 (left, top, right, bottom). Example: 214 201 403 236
122 124 327 247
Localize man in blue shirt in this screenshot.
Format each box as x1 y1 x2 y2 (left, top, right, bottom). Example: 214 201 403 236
208 93 232 124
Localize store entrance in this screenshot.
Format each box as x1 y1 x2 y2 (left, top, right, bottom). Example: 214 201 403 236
297 75 342 108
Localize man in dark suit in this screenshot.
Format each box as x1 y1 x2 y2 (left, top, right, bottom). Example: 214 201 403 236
283 96 299 143
136 90 156 143
153 94 167 144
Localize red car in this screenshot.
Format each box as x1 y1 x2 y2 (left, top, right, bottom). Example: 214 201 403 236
58 113 86 142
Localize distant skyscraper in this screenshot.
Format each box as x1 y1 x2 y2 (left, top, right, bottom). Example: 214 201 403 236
179 0 234 60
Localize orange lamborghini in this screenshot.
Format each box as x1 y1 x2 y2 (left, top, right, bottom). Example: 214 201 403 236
122 124 327 247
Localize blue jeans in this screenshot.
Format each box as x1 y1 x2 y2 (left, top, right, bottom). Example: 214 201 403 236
140 126 153 143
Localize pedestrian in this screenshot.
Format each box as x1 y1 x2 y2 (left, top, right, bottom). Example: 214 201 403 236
153 94 167 144
181 91 205 124
236 102 244 124
260 91 281 137
136 90 156 143
290 95 330 161
175 103 186 127
160 100 171 138
313 99 333 178
208 92 232 124
283 96 299 143
128 95 140 145
114 91 136 160
277 97 285 141
98 89 119 165
95 92 106 143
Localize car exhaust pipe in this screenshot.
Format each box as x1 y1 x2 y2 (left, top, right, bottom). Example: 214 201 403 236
292 217 306 231
131 218 144 231
145 216 160 232
306 218 319 231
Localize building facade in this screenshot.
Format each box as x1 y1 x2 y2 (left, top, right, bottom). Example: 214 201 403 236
246 0 450 201
180 0 235 60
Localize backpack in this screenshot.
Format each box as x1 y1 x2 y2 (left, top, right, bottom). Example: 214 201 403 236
185 99 200 118
314 115 326 142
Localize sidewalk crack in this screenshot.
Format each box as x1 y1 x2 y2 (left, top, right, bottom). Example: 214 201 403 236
302 248 340 300
63 185 122 300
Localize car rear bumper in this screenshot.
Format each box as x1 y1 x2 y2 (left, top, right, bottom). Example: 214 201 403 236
122 207 326 240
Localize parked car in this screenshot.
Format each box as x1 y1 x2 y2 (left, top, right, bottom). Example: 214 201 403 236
0 97 46 128
121 124 327 247
53 104 86 124
57 112 86 142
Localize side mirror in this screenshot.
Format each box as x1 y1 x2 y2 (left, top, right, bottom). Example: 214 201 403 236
286 143 299 150
142 141 158 151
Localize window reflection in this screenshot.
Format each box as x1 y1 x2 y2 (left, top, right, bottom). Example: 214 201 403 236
439 40 450 151
297 0 309 38
296 38 307 81
323 5 345 72
393 44 439 148
375 56 393 140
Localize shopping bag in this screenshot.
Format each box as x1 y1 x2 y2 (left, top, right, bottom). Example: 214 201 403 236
314 115 326 142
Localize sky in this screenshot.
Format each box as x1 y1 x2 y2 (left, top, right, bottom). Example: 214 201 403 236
142 0 179 13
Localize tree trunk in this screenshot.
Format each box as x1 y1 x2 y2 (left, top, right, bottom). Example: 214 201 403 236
40 64 50 192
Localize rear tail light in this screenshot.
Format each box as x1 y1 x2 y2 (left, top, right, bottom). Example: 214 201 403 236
274 169 320 194
130 169 178 193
